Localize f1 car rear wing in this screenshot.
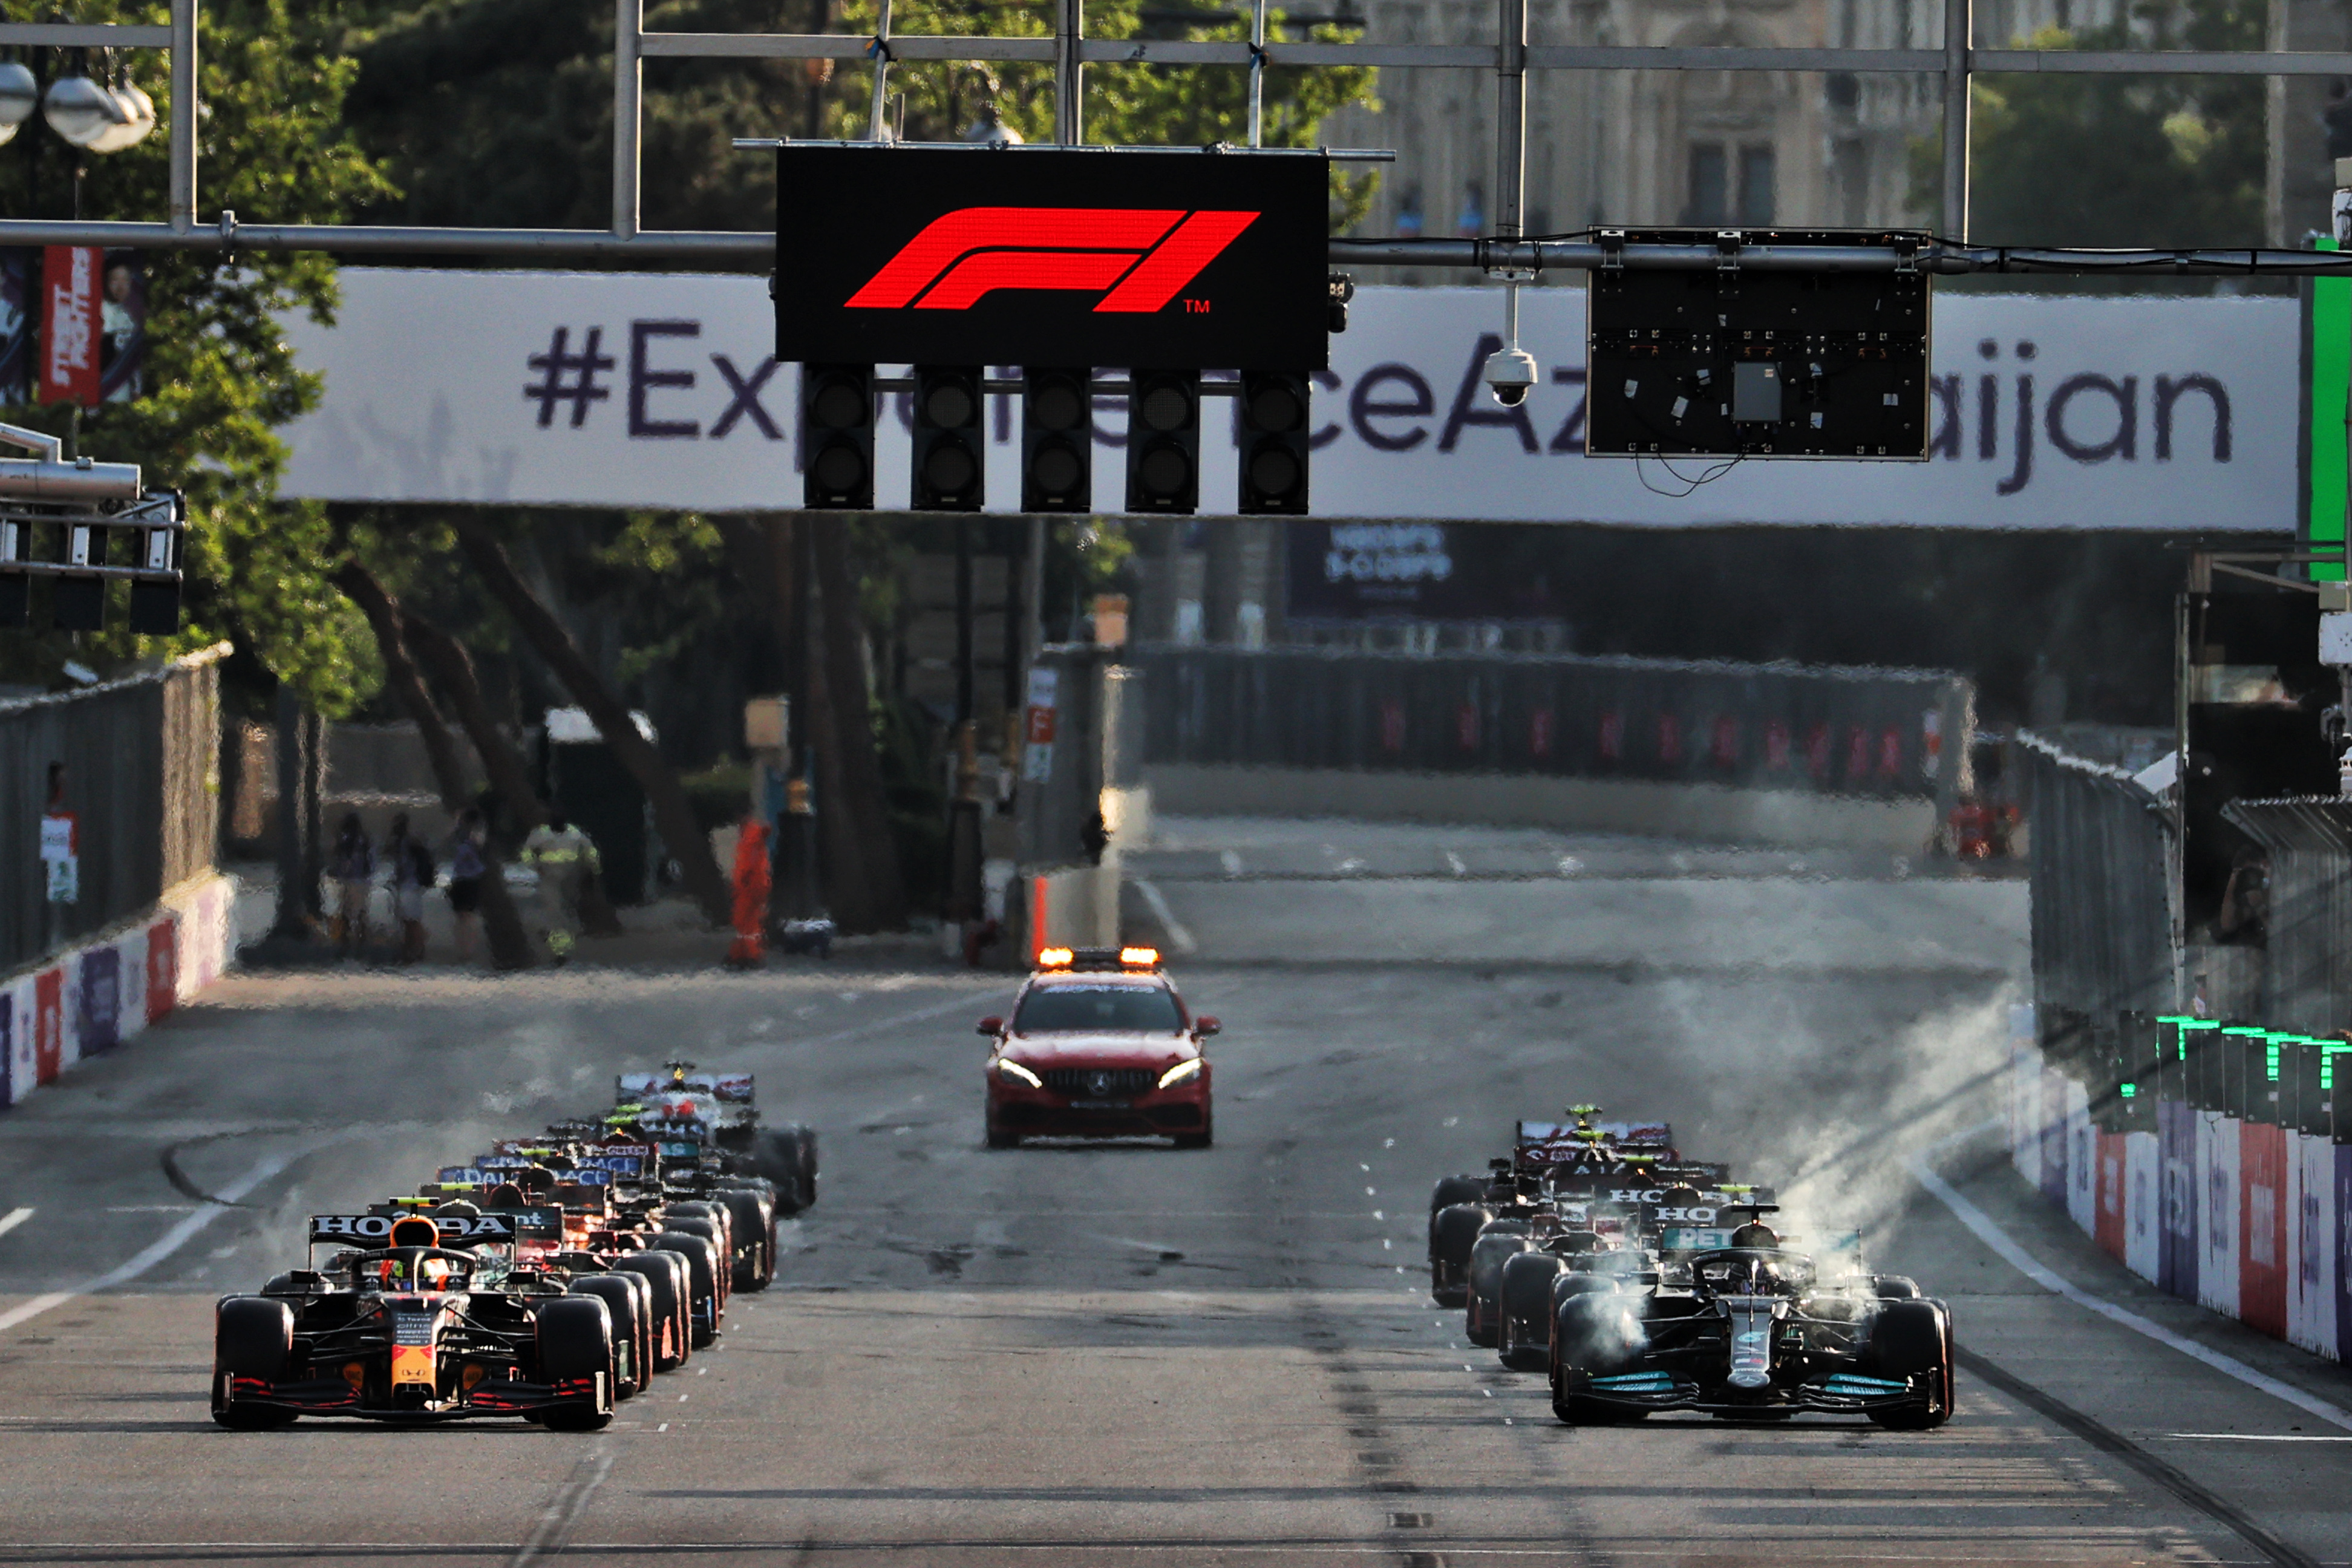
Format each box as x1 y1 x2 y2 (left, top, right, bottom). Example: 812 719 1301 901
306 1207 562 1248
1514 1119 1674 1169
617 1070 754 1102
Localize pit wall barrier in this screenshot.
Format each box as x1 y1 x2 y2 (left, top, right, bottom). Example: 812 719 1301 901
2008 1005 2351 1361
0 872 236 1109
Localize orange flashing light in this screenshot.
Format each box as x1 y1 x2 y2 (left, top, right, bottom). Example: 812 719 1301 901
1120 947 1160 967
1038 947 1076 968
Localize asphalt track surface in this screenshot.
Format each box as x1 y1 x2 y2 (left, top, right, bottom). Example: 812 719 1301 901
2 819 2350 1567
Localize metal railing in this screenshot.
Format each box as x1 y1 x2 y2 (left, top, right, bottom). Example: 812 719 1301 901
8 1 2352 269
0 645 223 974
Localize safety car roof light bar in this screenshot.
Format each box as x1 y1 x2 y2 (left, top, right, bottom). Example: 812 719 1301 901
10 0 2352 269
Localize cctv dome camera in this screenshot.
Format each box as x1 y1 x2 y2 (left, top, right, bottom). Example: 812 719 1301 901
1484 345 1537 408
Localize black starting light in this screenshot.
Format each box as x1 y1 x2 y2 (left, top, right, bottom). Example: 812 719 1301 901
1021 367 1093 512
912 364 985 511
1237 371 1312 515
802 364 875 509
1125 368 1199 514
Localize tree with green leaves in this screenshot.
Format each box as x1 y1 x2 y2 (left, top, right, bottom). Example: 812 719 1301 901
1912 0 2264 247
0 0 396 713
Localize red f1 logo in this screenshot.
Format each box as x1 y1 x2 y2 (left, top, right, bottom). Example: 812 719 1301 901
845 207 1259 313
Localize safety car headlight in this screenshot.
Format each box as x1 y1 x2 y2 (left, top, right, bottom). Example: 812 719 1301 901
995 1059 1043 1088
1157 1057 1203 1089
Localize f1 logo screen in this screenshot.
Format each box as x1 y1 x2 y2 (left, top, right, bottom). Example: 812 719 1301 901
775 146 1328 371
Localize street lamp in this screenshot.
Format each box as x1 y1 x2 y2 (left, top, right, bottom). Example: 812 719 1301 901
0 60 36 146
40 66 153 152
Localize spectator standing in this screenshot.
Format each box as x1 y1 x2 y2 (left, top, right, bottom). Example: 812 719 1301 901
330 814 374 957
445 808 488 964
385 812 436 964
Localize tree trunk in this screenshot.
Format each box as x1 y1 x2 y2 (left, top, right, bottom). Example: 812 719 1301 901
449 514 732 926
812 516 907 929
400 609 624 939
334 563 535 971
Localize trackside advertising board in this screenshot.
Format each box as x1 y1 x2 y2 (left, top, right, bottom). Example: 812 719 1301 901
772 146 1329 371
276 272 2295 529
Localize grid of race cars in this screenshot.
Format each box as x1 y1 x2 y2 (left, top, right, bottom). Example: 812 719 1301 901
1429 1109 1956 1428
208 1062 817 1431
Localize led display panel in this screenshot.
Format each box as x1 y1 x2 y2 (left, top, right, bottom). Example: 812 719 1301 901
1584 229 1930 460
774 145 1330 371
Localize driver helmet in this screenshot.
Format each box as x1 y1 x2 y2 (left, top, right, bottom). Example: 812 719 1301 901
1730 1221 1780 1249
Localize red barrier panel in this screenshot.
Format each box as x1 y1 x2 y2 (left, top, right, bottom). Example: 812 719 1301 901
31 969 62 1084
2094 1130 2128 1261
145 919 176 1023
2239 1120 2289 1341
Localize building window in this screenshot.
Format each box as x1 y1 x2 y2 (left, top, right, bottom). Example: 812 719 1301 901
1686 143 1728 225
1738 145 1777 225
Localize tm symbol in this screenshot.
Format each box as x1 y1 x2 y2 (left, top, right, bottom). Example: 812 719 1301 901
1184 298 1212 314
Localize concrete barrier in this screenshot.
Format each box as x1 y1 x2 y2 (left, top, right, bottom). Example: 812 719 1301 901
2010 1011 2347 1362
1143 763 1937 851
1 872 235 1108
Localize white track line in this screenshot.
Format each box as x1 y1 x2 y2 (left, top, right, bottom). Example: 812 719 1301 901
0 1141 324 1337
0 1207 31 1241
1907 1126 2352 1434
1132 878 1197 956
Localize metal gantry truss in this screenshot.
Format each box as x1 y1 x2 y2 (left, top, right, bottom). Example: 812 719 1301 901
5 0 2352 275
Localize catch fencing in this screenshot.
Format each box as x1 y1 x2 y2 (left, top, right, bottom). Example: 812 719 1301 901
2011 733 2352 1362
0 646 224 973
2018 730 2177 1063
1131 644 1970 806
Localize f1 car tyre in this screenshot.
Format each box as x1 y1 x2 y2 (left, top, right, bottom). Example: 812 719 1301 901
567 1274 648 1399
1173 1108 1213 1149
612 1251 691 1372
717 1187 778 1291
1497 1252 1567 1371
212 1296 298 1429
1549 1295 1648 1426
663 1210 733 1308
753 1125 817 1212
652 1231 724 1348
1465 1229 1532 1348
1865 1301 1954 1430
534 1296 615 1432
1428 1203 1491 1307
1428 1175 1485 1236
1871 1275 1921 1300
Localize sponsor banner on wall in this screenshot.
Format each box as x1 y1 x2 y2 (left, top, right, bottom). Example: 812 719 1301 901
2198 1112 2243 1320
2065 1081 2096 1236
2039 1068 2069 1208
2339 1144 2352 1361
2288 1132 2337 1359
275 272 2296 529
2160 1098 2196 1297
0 249 32 405
2125 1129 2161 1284
38 245 100 406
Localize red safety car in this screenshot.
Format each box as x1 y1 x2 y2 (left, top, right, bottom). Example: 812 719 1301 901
980 946 1217 1149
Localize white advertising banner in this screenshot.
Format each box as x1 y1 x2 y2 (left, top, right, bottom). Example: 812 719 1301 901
279 270 2298 528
